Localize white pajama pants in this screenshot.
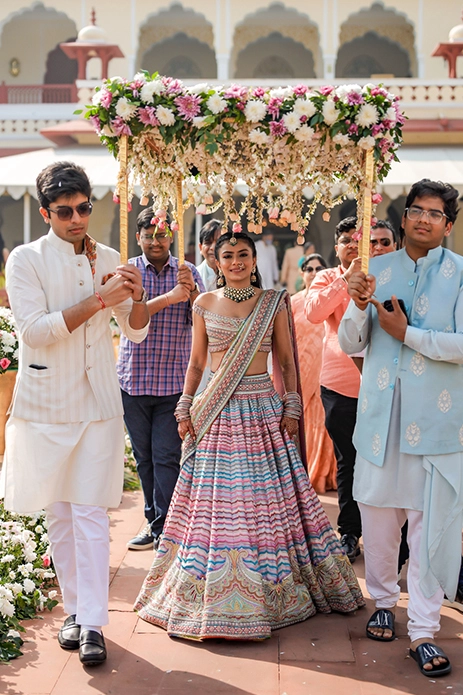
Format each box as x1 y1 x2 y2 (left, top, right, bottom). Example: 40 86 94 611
359 503 444 642
45 502 110 628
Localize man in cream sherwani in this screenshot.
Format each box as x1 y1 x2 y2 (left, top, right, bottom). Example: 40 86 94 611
1 162 149 666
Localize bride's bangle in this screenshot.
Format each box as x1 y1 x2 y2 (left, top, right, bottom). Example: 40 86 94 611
174 394 194 422
282 391 302 420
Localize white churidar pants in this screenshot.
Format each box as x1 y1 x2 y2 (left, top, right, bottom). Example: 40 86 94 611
359 503 444 642
46 502 110 628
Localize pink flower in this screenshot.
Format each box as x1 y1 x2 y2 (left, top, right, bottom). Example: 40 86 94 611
348 123 359 135
162 77 183 95
320 85 334 96
371 124 384 137
100 89 113 109
89 115 101 131
224 84 247 100
174 94 201 122
155 209 167 219
113 194 120 204
42 554 51 568
252 87 266 98
379 138 391 154
0 357 11 370
300 115 308 123
293 84 308 96
138 106 160 126
346 91 364 105
157 220 166 230
236 102 245 111
150 217 159 226
351 231 362 241
171 222 179 232
371 193 383 204
267 97 282 117
196 204 207 215
111 117 132 137
232 222 242 233
370 87 387 97
268 207 279 220
269 120 287 137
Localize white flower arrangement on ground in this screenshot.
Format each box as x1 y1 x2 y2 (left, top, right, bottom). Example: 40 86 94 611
0 308 19 374
0 503 57 661
83 74 404 234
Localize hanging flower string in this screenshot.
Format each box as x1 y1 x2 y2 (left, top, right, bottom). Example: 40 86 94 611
82 74 405 233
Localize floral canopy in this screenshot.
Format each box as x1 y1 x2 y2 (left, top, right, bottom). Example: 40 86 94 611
84 72 405 266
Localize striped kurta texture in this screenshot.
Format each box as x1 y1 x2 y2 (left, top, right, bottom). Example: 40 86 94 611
135 374 365 640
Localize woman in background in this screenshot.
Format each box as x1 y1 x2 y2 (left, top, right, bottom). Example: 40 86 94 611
291 254 337 494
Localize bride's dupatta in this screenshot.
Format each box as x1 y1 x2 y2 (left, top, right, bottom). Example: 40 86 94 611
182 290 285 463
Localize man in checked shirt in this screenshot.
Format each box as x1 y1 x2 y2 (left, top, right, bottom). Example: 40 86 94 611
117 208 205 550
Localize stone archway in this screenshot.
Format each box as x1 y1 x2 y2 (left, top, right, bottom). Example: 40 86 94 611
44 38 78 84
141 33 216 79
136 4 216 77
232 3 321 78
235 32 315 79
0 3 77 84
337 2 416 77
337 31 411 78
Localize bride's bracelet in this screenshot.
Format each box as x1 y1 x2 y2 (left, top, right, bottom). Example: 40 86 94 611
282 391 302 420
174 394 194 422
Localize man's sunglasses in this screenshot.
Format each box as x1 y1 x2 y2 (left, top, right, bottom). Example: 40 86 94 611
370 238 392 247
47 201 93 221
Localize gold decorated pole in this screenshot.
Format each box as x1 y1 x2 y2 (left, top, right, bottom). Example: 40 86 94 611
118 135 129 264
176 176 185 266
359 148 375 275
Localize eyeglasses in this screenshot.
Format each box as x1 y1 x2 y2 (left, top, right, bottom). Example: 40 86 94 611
140 232 170 241
405 206 448 225
337 236 358 246
370 238 393 247
305 265 324 273
47 201 93 221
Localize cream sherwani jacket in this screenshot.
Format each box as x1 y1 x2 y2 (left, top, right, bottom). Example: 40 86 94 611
6 230 149 424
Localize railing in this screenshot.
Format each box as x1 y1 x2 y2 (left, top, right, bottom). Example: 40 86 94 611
0 83 78 104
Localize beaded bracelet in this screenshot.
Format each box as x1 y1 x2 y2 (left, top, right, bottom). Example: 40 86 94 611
282 391 302 420
174 394 194 422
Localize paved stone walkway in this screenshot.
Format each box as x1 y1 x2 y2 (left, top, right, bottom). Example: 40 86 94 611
1 490 462 695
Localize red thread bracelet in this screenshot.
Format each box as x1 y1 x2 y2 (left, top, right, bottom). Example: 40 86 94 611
95 291 106 310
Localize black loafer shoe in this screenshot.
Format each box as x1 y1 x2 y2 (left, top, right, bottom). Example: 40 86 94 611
58 614 80 650
341 533 361 563
79 630 106 666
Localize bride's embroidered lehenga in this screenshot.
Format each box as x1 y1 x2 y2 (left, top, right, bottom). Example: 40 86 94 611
134 290 365 639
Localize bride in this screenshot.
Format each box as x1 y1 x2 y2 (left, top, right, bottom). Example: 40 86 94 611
134 230 365 640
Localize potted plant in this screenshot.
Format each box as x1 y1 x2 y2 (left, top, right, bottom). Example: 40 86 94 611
0 307 19 456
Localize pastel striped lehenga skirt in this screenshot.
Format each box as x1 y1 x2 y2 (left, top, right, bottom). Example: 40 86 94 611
134 374 365 640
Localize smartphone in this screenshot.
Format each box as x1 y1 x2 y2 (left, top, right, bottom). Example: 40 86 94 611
382 298 409 323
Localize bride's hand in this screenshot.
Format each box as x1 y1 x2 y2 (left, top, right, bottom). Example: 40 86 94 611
281 416 298 438
178 418 196 441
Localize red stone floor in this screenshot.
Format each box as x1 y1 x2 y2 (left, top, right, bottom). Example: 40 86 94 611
1 490 463 695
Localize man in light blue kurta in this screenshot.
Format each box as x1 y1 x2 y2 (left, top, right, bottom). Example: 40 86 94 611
338 179 462 679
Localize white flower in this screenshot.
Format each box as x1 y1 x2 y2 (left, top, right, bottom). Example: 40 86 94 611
282 111 301 133
244 100 267 123
294 125 315 142
7 630 21 640
140 80 164 103
188 82 209 95
24 548 36 562
1 554 14 563
35 525 43 534
156 105 175 126
270 86 292 100
101 124 115 137
11 583 23 596
293 98 316 118
355 104 379 127
109 76 124 84
333 133 351 146
23 578 35 594
206 93 227 115
335 85 350 100
249 128 271 145
385 107 397 123
9 571 15 580
92 90 103 106
115 96 138 121
322 101 338 125
0 598 14 617
358 136 376 150
362 83 376 93
132 72 147 83
192 116 207 128
48 590 58 600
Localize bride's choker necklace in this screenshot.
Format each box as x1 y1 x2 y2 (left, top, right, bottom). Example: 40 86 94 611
223 285 256 303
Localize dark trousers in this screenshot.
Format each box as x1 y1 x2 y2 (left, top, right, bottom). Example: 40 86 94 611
320 385 362 538
121 390 181 537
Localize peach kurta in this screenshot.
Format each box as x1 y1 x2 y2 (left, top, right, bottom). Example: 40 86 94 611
291 290 337 494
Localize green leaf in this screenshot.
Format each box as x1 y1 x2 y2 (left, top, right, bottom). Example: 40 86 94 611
73 109 83 115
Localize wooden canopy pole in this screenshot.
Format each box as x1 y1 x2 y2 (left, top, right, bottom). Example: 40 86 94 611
176 175 185 265
118 134 129 264
359 149 374 275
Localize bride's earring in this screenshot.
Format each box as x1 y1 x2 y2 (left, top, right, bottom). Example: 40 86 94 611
251 266 257 283
217 269 225 287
